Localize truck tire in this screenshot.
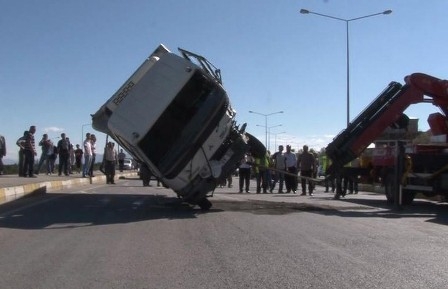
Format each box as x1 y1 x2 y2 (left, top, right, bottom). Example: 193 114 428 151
197 198 212 211
245 132 266 158
384 175 415 205
401 189 416 205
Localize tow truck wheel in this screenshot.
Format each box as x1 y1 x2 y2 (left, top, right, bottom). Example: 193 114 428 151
384 175 416 205
197 198 212 211
401 189 416 205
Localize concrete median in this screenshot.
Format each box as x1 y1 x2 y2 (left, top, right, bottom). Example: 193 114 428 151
0 171 138 205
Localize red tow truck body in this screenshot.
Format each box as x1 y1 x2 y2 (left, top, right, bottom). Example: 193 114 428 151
326 73 448 203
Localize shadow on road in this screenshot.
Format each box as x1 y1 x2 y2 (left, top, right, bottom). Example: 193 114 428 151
0 193 222 230
335 197 448 225
210 196 448 226
1 191 448 230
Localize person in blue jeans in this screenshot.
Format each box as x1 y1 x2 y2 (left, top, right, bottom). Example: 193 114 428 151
82 133 92 177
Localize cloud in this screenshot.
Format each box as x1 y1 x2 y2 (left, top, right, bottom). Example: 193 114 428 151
43 127 65 133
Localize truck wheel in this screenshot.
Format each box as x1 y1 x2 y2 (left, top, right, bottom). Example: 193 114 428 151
384 176 416 205
401 189 416 205
245 132 266 159
197 198 212 211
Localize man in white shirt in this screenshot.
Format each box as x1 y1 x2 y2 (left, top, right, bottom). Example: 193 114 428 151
238 154 253 193
82 133 92 177
89 134 97 177
284 145 298 193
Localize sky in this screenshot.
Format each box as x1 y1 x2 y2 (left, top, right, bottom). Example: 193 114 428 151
1 0 447 164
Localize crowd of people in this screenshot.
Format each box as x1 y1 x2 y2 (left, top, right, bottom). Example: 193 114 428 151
235 144 360 196
236 144 321 196
0 128 360 193
0 126 124 185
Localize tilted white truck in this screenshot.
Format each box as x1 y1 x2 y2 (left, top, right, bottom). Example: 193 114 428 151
92 44 264 210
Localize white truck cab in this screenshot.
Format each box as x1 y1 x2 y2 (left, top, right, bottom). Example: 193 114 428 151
92 44 261 209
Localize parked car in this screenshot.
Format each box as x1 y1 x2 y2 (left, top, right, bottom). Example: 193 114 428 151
122 158 135 170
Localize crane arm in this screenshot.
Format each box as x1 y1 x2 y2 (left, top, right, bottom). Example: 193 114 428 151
326 73 448 175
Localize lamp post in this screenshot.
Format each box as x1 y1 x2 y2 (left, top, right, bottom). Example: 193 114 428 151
299 8 392 127
249 110 283 149
256 124 282 151
271 131 286 151
81 123 91 145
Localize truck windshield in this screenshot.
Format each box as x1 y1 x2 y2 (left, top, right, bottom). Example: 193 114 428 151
138 70 227 178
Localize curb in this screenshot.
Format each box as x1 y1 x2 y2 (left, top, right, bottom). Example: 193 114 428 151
0 172 138 205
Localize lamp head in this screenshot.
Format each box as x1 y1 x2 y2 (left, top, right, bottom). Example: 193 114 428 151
300 9 310 14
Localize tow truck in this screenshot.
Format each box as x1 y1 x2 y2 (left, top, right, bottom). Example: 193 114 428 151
326 73 448 204
91 44 265 210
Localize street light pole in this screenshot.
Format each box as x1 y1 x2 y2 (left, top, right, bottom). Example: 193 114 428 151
256 124 282 152
249 110 284 149
271 131 286 151
299 8 392 127
81 123 91 145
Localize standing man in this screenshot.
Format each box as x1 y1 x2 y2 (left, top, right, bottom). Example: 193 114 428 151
238 153 252 193
74 144 83 174
140 162 152 187
16 131 29 177
322 150 335 193
284 145 298 194
47 139 57 174
89 134 97 177
118 149 126 172
254 152 269 194
104 142 117 184
23 125 37 178
0 134 6 175
271 145 286 194
67 138 74 174
82 133 92 178
297 145 316 196
57 133 71 176
36 134 51 175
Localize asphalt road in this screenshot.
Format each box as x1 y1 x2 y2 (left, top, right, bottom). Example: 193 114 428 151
0 178 447 289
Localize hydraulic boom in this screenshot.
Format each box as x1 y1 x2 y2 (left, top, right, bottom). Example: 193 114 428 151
326 73 448 175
